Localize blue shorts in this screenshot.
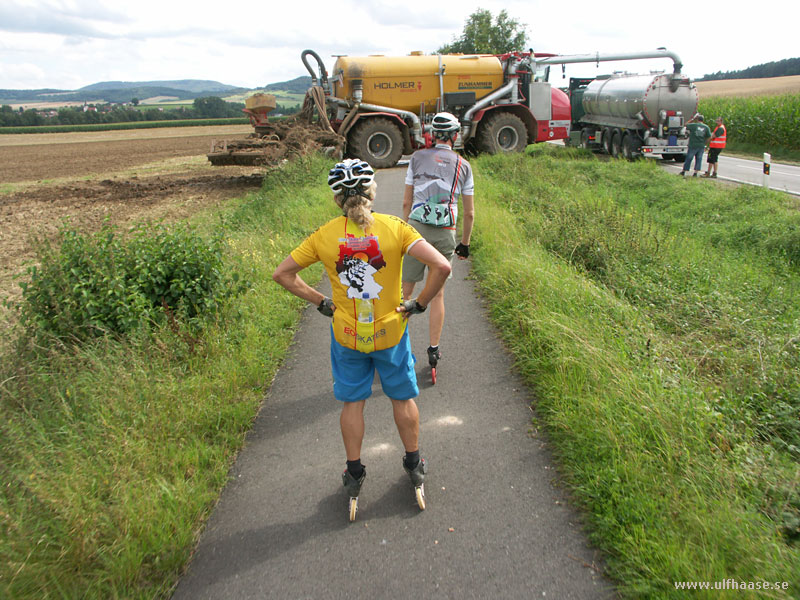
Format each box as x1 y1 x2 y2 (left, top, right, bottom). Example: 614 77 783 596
330 326 419 402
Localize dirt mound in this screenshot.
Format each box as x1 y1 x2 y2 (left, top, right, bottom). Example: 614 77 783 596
208 119 345 166
209 87 345 166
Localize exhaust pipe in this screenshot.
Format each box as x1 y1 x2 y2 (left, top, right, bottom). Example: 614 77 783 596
461 81 516 141
328 97 423 145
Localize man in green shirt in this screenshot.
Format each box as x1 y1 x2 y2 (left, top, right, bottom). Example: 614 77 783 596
680 114 712 177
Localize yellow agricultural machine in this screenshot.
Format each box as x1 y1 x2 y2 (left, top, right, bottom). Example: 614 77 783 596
208 47 689 168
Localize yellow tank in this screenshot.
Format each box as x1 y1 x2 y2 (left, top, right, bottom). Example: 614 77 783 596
331 54 504 114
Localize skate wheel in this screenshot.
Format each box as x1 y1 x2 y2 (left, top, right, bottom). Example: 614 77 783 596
348 497 358 522
431 367 437 385
415 485 426 511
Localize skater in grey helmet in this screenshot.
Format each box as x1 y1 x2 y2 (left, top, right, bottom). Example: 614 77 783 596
272 158 451 521
401 112 475 383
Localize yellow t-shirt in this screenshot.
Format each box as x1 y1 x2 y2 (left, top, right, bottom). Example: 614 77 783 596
291 213 422 352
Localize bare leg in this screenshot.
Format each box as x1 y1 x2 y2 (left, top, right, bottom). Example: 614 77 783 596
428 286 446 348
340 400 366 461
391 398 420 452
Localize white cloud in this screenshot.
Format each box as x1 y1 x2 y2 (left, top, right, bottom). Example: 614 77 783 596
0 60 48 90
0 0 797 90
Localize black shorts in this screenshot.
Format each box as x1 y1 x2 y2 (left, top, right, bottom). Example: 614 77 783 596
707 147 723 163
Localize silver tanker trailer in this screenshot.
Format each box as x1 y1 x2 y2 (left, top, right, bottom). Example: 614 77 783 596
535 49 698 161
566 72 699 160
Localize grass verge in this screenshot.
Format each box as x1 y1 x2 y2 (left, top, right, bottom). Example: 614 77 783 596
0 154 338 598
3 145 798 598
723 142 800 165
469 145 799 598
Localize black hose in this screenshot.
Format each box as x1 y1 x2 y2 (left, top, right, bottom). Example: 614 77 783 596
301 49 329 88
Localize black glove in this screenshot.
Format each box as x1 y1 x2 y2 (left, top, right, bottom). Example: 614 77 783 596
317 297 334 318
455 242 470 258
400 299 427 315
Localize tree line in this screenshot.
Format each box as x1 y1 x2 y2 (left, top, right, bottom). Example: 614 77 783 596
0 96 301 128
701 57 800 81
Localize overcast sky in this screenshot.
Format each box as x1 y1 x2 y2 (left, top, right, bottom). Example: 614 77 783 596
1 0 796 91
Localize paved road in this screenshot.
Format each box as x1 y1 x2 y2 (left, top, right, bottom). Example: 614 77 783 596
658 153 800 196
554 139 800 196
172 166 614 599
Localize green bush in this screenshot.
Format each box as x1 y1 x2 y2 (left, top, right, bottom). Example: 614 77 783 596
12 222 244 341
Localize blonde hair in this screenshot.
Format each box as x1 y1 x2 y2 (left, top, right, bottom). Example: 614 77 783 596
334 180 377 230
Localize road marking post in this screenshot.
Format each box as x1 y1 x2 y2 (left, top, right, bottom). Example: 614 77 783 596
763 153 771 188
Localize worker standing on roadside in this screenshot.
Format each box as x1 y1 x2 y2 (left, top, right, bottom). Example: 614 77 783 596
703 116 727 178
401 112 475 381
680 114 712 177
272 158 451 521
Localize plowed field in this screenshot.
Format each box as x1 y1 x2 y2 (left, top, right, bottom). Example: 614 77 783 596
0 125 262 309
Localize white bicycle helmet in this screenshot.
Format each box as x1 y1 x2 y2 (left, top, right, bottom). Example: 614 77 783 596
431 112 461 136
328 158 375 194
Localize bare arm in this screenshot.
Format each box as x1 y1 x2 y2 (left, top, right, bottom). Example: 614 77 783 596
399 239 451 313
272 256 329 308
459 193 474 246
402 184 414 222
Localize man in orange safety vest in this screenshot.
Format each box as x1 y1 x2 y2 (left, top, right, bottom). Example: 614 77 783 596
703 117 726 178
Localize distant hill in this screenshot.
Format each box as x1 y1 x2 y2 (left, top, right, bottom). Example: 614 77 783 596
263 76 312 95
80 80 241 94
0 79 249 106
700 57 800 81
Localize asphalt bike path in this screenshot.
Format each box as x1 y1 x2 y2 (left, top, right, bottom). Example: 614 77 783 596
172 166 614 599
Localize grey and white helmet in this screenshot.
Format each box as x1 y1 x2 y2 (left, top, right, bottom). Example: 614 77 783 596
327 158 375 194
431 112 460 136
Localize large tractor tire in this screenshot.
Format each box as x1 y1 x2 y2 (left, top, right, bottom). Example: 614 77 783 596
348 118 404 168
475 112 528 154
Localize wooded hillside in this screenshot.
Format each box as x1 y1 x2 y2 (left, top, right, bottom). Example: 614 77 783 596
702 57 800 81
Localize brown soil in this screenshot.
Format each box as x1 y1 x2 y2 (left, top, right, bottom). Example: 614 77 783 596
0 125 267 314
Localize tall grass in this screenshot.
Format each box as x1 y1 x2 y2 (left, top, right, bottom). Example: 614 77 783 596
0 155 337 598
470 145 799 597
3 146 799 598
699 94 800 152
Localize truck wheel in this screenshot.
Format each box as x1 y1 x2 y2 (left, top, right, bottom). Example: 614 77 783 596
476 112 528 154
610 131 622 158
579 128 592 149
348 118 404 169
602 128 613 154
621 134 641 161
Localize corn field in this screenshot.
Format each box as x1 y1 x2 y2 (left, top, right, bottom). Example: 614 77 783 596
699 93 800 151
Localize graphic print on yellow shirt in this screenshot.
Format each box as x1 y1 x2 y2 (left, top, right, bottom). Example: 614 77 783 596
336 233 385 300
290 213 421 353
